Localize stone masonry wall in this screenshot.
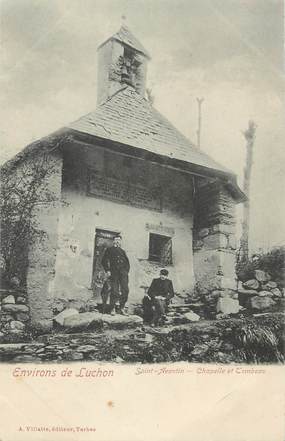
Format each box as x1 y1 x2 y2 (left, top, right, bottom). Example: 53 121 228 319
193 179 239 314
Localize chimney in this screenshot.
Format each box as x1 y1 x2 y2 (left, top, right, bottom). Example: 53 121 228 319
96 26 150 105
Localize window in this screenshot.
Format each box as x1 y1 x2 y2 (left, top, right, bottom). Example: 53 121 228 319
148 233 172 265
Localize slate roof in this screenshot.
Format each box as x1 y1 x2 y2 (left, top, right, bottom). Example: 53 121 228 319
69 86 232 175
98 26 150 58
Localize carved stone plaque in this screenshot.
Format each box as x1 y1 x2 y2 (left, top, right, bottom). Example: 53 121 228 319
87 170 162 211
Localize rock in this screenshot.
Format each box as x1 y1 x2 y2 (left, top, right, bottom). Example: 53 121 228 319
76 345 96 353
10 321 25 330
191 344 209 356
243 279 259 290
2 304 29 313
249 296 276 310
183 311 200 322
216 298 240 314
12 355 41 362
102 314 143 329
216 352 235 363
263 281 277 290
16 312 30 322
16 296 26 304
63 312 103 331
68 352 84 361
238 289 258 296
54 308 79 326
0 313 14 323
2 295 15 305
258 290 273 297
9 329 25 336
216 313 228 320
85 299 98 312
198 228 209 239
271 288 282 298
254 270 271 282
67 299 86 312
115 356 124 363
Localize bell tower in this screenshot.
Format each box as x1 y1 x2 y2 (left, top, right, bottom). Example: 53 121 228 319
96 26 150 105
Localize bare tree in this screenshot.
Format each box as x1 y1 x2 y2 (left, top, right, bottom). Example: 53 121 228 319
238 120 257 263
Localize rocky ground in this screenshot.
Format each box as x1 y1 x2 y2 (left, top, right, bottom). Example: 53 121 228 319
0 312 283 364
0 269 284 364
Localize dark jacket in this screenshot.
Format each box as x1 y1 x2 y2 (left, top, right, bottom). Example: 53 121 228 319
148 278 174 300
101 246 130 273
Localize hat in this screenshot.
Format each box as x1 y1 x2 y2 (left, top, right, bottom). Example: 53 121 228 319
114 234 122 239
160 269 169 276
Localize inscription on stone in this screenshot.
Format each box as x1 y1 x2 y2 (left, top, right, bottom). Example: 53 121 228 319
87 170 162 211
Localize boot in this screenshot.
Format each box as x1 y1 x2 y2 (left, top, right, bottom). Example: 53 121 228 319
119 306 128 316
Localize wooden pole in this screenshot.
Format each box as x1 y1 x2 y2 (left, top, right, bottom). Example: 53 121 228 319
196 97 204 148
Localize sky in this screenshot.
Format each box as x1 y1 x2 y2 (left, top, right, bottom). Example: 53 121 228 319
0 0 284 251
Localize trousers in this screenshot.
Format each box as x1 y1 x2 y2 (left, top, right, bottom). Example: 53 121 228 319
110 271 129 309
153 297 167 325
142 296 154 324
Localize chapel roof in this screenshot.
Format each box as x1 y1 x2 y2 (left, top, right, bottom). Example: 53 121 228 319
69 85 232 176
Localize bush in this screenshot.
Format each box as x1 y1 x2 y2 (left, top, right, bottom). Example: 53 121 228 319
236 246 285 287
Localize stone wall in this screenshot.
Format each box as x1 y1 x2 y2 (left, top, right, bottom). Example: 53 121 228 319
193 179 239 313
0 288 30 342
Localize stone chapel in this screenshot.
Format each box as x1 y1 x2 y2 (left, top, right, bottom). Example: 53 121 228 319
1 26 245 330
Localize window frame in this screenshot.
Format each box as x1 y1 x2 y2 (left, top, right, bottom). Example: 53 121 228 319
148 232 173 266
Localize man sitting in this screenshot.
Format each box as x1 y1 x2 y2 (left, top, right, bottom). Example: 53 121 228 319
144 269 175 326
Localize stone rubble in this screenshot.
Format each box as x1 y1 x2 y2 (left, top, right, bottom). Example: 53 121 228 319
0 289 30 343
237 270 284 311
0 311 282 363
0 264 283 345
254 270 271 283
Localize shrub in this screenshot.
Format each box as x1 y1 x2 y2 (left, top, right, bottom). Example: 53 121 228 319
236 246 285 287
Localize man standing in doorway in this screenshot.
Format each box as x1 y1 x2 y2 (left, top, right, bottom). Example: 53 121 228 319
101 234 130 315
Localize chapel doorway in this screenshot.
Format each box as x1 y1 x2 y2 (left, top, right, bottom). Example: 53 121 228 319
91 229 119 300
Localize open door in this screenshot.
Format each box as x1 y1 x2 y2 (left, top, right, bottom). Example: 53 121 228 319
91 229 118 300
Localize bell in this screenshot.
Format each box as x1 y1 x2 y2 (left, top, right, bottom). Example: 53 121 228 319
121 65 131 84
